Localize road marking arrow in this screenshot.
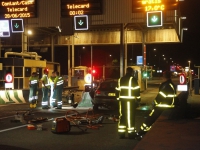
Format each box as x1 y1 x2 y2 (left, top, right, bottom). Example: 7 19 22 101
151 16 158 22
14 23 19 28
78 20 84 26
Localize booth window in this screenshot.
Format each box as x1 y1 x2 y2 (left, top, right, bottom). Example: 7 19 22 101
14 67 23 77
25 67 31 77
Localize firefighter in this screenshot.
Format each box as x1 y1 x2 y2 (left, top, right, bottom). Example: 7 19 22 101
49 71 56 107
136 70 177 140
29 72 39 108
116 67 141 139
53 71 64 109
41 68 50 109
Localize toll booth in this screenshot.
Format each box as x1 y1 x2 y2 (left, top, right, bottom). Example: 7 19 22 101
73 66 91 91
129 66 147 92
0 57 60 89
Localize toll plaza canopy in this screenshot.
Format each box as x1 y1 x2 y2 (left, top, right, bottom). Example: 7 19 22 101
0 0 185 47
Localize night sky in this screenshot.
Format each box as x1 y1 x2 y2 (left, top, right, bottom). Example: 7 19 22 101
30 0 200 75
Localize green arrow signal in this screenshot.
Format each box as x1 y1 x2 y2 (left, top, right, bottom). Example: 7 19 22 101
14 23 19 28
151 16 158 22
78 20 84 26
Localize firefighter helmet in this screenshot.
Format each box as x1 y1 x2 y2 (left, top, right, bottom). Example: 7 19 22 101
44 68 49 73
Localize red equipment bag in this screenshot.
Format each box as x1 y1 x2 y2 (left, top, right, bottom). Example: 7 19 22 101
51 117 71 133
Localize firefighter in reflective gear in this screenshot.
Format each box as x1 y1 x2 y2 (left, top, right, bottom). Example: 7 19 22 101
137 70 177 139
53 71 64 109
41 68 50 109
49 71 56 107
29 72 39 108
116 67 141 139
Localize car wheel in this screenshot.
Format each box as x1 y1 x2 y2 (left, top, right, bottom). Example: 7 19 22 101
93 104 99 110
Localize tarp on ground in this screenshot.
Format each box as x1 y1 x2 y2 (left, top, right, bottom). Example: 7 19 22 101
77 92 93 107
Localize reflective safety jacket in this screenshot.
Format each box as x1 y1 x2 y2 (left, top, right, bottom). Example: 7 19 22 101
154 79 177 108
54 76 64 87
29 76 39 85
41 74 50 88
116 74 140 100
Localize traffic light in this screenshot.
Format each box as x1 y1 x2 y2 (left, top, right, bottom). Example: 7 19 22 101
147 11 163 27
11 19 24 33
74 15 88 30
143 72 147 78
92 69 96 74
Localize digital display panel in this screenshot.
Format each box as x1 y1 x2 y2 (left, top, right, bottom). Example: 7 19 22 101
0 0 37 18
61 0 102 17
132 0 179 12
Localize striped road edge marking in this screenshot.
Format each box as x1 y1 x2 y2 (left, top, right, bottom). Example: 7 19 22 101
13 90 24 103
8 90 19 103
16 90 26 103
0 90 10 103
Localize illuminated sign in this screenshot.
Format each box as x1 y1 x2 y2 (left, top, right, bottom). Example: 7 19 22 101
147 11 163 27
0 20 10 37
132 0 179 12
74 15 88 30
11 19 24 33
61 0 102 17
0 0 37 18
136 56 143 65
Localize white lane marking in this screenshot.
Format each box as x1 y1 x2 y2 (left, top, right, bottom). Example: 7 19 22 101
0 125 27 133
0 116 14 119
0 110 88 133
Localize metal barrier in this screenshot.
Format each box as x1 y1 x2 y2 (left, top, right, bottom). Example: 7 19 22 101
0 90 26 104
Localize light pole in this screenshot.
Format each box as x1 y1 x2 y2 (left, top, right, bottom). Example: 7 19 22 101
188 61 192 95
179 17 186 35
181 28 188 43
27 30 32 52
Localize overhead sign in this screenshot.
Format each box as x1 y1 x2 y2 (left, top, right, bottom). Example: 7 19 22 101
179 74 186 85
147 11 163 27
61 0 102 17
11 19 24 33
0 20 10 37
0 0 37 18
74 15 88 30
5 73 13 83
132 0 179 12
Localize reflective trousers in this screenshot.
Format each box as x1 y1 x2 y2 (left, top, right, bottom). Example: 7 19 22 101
140 107 169 132
42 87 49 108
50 83 56 107
29 84 38 103
53 84 63 108
118 99 136 134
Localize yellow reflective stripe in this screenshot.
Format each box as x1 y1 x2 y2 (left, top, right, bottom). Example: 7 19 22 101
120 86 140 90
118 126 126 129
118 129 126 132
127 127 134 131
115 87 120 91
137 96 141 99
155 104 174 108
167 94 176 97
159 91 166 98
119 96 136 99
127 101 131 129
149 109 154 116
